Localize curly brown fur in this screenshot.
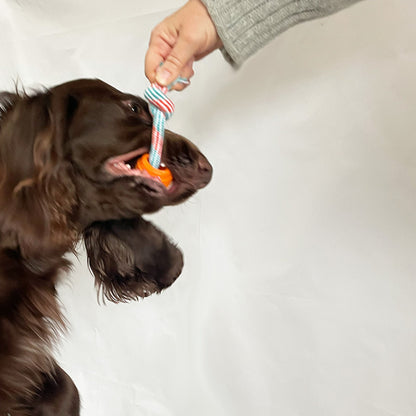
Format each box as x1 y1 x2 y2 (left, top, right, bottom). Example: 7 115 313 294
84 217 184 303
0 79 212 415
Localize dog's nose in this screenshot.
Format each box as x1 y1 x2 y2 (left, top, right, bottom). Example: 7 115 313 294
197 153 213 188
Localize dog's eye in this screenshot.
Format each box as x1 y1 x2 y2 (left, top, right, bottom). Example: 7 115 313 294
129 102 140 113
122 99 152 125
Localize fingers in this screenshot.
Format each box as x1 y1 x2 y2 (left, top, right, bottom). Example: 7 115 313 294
144 25 175 84
168 60 195 91
145 46 194 91
144 47 165 85
144 0 222 91
145 20 195 90
154 36 197 87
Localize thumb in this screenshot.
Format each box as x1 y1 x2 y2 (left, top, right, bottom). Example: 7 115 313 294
156 37 197 86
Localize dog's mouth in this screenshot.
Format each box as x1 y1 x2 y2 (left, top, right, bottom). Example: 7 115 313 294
104 147 175 196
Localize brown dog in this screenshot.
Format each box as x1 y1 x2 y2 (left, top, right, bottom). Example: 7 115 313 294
0 79 212 415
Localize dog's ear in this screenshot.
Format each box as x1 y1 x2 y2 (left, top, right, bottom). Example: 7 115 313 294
0 91 79 271
83 217 184 303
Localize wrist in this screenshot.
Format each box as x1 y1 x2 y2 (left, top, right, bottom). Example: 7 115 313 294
188 0 223 51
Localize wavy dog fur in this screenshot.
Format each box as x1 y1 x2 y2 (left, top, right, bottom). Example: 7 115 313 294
0 79 212 415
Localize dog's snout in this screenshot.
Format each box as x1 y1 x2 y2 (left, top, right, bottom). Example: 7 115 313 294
198 155 211 174
197 153 213 188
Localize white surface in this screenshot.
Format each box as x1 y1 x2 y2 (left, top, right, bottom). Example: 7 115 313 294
1 0 416 415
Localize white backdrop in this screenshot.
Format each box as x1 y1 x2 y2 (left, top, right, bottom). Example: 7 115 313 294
1 0 416 415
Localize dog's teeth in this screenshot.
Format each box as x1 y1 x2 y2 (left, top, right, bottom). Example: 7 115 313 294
126 164 132 169
160 163 166 168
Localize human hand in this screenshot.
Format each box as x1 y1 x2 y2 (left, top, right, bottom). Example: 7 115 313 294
145 0 222 91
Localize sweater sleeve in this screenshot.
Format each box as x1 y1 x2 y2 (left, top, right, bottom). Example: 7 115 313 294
200 0 363 67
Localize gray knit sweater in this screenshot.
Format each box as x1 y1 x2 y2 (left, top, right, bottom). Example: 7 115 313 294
201 0 362 66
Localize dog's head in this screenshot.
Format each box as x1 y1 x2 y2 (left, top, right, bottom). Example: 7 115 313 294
0 79 212 299
48 79 212 222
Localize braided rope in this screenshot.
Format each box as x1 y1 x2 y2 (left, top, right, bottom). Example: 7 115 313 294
144 78 188 168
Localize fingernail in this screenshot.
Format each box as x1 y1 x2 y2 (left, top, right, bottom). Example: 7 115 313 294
156 68 171 86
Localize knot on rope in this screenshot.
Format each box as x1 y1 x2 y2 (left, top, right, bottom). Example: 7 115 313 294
144 83 175 121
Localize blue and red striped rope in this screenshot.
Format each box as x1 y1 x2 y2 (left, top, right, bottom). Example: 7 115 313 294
144 78 189 168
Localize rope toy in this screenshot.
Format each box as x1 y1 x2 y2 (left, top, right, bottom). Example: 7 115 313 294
136 78 189 188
